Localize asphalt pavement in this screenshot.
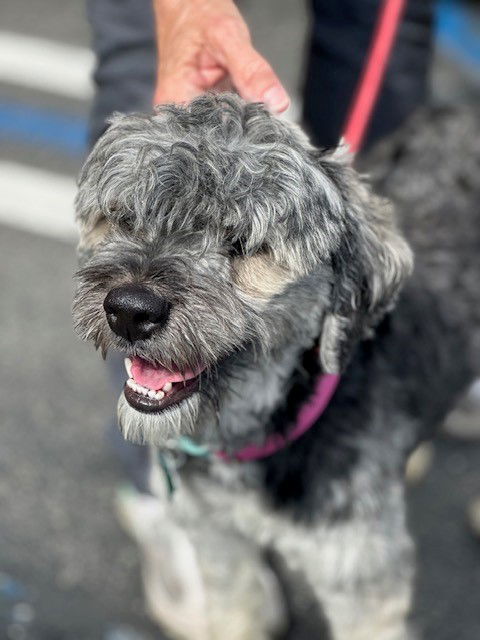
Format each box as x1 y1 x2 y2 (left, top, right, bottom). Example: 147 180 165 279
0 1 479 639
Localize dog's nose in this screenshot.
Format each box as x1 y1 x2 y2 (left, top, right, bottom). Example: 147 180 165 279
103 284 171 342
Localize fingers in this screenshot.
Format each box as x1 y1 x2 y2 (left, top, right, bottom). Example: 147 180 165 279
154 73 201 106
210 18 290 113
152 5 290 113
154 51 225 106
228 50 290 113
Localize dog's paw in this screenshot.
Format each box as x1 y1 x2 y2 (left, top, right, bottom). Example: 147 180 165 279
116 487 287 640
116 486 209 639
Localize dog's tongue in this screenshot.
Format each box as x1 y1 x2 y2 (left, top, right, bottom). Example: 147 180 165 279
131 356 200 390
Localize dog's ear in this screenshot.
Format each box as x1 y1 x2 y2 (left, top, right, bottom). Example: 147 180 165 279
317 150 413 373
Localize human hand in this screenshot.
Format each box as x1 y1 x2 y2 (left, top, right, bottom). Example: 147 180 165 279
153 0 290 113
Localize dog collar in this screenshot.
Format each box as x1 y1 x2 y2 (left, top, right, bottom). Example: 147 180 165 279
157 373 340 498
216 373 340 462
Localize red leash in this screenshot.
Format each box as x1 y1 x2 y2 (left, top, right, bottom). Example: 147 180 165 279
343 0 406 153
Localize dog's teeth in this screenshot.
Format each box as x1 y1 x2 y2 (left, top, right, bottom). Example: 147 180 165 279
162 382 173 393
126 377 165 400
124 357 133 378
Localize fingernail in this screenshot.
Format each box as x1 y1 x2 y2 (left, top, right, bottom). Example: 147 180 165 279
262 86 290 113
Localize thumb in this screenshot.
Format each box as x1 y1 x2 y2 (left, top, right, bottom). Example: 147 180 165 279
215 36 289 113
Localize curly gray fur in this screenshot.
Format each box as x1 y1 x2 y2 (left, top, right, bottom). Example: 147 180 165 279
73 94 412 448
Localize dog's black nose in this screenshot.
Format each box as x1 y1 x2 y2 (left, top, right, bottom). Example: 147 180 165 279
103 284 171 342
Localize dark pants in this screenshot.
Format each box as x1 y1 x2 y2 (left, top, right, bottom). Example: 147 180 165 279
303 0 435 148
86 0 156 146
86 0 435 487
87 0 435 149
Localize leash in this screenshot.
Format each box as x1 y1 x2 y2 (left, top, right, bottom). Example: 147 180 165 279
343 0 406 153
217 373 340 462
157 0 406 479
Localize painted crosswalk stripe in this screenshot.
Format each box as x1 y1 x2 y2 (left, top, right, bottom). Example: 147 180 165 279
0 30 93 100
0 100 87 155
0 161 78 242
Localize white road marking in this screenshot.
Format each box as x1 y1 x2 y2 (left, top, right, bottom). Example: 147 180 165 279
0 28 300 241
0 161 78 242
0 31 93 100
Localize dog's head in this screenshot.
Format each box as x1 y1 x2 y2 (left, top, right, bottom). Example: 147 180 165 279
73 94 412 445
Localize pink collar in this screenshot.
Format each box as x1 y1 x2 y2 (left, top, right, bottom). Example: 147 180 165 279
216 373 340 462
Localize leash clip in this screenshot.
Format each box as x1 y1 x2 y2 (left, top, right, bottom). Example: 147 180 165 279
157 436 211 498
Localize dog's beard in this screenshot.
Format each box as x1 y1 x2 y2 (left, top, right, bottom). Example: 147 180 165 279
117 390 202 446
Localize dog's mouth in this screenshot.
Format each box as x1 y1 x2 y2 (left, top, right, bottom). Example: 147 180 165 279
123 356 206 413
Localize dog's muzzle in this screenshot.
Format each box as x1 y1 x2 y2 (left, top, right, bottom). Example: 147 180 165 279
103 284 205 414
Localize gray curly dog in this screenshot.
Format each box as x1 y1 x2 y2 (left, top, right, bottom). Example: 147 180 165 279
73 94 480 640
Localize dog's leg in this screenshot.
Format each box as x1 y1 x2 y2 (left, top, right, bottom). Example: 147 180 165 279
269 485 416 640
187 462 416 640
116 475 288 640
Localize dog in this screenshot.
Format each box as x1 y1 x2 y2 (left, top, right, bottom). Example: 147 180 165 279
73 95 480 640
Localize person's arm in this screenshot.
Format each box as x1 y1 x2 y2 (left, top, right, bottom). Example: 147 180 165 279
152 0 289 113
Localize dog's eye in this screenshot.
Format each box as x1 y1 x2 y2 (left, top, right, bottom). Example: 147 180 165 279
229 240 270 258
229 239 245 257
117 216 134 233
